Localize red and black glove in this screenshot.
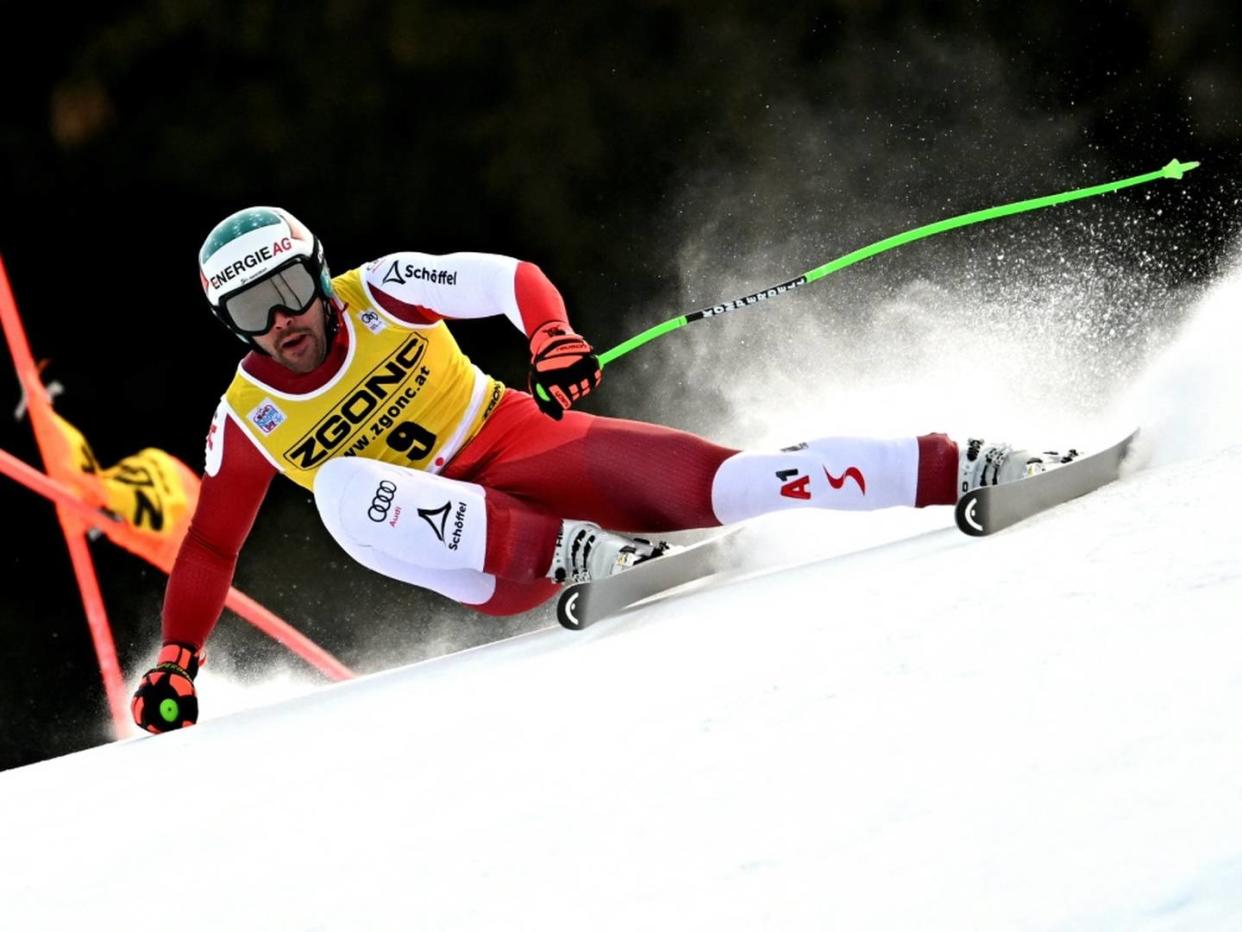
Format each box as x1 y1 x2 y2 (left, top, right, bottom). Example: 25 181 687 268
527 321 602 419
131 642 204 734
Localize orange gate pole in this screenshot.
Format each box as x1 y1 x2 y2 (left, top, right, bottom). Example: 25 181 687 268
0 254 130 736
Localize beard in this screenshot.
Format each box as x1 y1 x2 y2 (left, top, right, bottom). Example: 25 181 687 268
273 327 326 373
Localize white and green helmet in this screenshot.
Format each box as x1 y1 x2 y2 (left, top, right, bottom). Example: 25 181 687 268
198 206 336 349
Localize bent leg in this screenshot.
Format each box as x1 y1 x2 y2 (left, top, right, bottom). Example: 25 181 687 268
473 577 559 616
710 434 959 523
313 458 560 613
443 392 735 531
445 391 959 531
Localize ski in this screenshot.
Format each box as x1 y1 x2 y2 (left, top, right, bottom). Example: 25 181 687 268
557 528 744 630
559 431 1139 628
955 430 1139 537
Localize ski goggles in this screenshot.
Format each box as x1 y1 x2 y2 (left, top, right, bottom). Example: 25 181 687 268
217 258 322 336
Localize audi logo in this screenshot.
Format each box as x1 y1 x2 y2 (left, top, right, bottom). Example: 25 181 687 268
368 479 398 522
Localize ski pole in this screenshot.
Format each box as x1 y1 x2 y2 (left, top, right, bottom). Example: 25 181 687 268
537 158 1199 401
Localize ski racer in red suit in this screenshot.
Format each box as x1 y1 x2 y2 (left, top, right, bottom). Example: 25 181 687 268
131 207 1070 733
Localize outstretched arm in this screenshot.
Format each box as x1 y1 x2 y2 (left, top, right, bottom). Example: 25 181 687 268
133 410 275 733
161 413 276 649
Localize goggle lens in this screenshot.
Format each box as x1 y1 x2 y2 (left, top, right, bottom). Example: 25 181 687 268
220 261 319 335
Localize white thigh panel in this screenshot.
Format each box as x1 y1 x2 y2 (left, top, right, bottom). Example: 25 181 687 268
329 537 497 605
314 458 489 573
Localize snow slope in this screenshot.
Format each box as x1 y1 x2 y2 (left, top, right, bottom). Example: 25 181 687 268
2 267 1241 931
2 450 1239 930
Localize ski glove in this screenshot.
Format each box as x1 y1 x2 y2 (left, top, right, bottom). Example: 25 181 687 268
131 642 204 733
528 321 602 419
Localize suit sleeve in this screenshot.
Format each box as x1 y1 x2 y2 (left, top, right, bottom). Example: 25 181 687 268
363 252 570 338
161 413 276 650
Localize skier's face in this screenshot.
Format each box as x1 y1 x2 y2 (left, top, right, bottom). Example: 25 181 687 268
252 298 329 373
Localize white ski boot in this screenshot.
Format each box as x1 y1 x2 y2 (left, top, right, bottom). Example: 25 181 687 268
958 438 1081 498
547 520 670 584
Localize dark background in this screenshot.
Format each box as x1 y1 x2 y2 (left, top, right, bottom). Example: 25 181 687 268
2 0 1240 771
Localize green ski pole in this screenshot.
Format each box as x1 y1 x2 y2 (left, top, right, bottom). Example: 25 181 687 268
552 159 1200 393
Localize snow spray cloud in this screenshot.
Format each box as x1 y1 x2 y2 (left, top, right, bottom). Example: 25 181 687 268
620 35 1203 458
290 569 545 680
194 663 321 723
1119 248 1242 468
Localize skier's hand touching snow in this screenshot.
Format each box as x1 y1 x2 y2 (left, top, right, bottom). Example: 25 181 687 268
131 642 204 733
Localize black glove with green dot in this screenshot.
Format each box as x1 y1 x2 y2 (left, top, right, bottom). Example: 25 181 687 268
131 642 204 733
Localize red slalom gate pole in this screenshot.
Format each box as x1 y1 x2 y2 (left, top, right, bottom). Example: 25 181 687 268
0 447 356 682
0 255 131 736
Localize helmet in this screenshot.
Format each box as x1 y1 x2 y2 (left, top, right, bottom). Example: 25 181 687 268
198 206 337 351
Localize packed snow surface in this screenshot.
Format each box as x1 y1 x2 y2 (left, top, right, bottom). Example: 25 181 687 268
2 264 1240 931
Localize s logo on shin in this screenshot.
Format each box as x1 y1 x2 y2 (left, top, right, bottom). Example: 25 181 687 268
824 466 866 494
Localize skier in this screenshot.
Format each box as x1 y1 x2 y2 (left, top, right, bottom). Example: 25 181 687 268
131 206 1073 733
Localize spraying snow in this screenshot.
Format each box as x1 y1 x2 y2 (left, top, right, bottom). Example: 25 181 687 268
1121 255 1242 467
1 245 1239 930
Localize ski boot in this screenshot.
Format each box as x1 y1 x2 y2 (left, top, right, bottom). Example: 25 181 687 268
548 520 670 584
958 438 1081 498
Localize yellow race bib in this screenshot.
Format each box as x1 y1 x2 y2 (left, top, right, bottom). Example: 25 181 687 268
222 267 504 490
